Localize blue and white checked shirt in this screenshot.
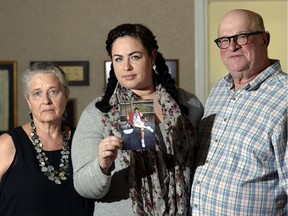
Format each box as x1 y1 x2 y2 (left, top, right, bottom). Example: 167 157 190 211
191 60 287 215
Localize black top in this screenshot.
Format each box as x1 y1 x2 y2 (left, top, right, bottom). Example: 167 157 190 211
0 126 95 216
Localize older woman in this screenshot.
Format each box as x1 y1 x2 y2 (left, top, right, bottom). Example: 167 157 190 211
72 24 204 215
0 62 94 215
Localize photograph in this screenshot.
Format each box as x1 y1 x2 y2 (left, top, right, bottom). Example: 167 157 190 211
119 99 155 150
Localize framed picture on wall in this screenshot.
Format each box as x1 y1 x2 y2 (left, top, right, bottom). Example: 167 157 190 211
0 61 17 134
104 59 179 85
31 61 89 86
166 59 179 86
104 60 112 84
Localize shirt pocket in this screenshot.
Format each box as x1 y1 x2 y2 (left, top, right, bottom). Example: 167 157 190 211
229 132 274 181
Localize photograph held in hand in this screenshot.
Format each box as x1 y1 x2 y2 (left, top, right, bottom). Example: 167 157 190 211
119 99 155 150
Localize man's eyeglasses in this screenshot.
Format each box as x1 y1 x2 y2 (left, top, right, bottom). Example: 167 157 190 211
214 31 264 49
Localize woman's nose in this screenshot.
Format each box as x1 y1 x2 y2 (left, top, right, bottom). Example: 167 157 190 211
123 60 133 71
42 93 52 105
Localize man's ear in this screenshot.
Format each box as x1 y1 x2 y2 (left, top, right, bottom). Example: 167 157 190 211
263 31 270 47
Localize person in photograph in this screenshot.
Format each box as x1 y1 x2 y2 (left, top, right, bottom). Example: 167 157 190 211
0 62 95 216
127 107 153 148
191 9 287 215
72 23 204 215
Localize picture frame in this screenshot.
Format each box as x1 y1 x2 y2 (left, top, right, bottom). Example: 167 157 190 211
104 60 112 84
31 61 89 86
166 59 179 86
104 59 179 85
0 61 17 134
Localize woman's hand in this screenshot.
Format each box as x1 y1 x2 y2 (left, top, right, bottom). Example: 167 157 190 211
98 135 122 175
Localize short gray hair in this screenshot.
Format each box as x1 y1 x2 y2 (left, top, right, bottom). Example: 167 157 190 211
22 62 70 98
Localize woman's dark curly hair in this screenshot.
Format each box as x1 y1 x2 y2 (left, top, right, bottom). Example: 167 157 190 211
96 23 183 113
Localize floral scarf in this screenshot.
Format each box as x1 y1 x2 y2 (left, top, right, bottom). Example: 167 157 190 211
102 84 195 215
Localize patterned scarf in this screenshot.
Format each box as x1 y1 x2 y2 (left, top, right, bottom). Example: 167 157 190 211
102 84 195 215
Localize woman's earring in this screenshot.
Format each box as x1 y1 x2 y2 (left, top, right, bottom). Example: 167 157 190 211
153 64 158 74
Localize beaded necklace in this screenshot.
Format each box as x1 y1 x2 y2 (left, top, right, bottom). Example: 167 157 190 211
30 120 70 185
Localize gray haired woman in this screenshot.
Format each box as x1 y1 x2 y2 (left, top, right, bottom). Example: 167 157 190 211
0 62 95 216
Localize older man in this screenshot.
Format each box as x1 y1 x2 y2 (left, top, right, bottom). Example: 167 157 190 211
191 9 287 215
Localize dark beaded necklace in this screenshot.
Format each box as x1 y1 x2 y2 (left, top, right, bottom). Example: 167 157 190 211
30 120 70 185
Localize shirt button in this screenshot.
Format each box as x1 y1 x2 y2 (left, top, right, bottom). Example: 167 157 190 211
205 160 209 164
194 204 198 208
197 181 201 184
232 97 236 101
224 118 227 122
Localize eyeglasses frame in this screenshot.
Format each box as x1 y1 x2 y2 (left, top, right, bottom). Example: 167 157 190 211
214 31 265 49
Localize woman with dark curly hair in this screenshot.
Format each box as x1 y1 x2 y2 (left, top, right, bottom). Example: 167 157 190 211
72 23 203 215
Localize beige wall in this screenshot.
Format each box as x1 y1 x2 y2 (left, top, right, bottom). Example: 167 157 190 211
0 1 196 126
208 0 288 90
